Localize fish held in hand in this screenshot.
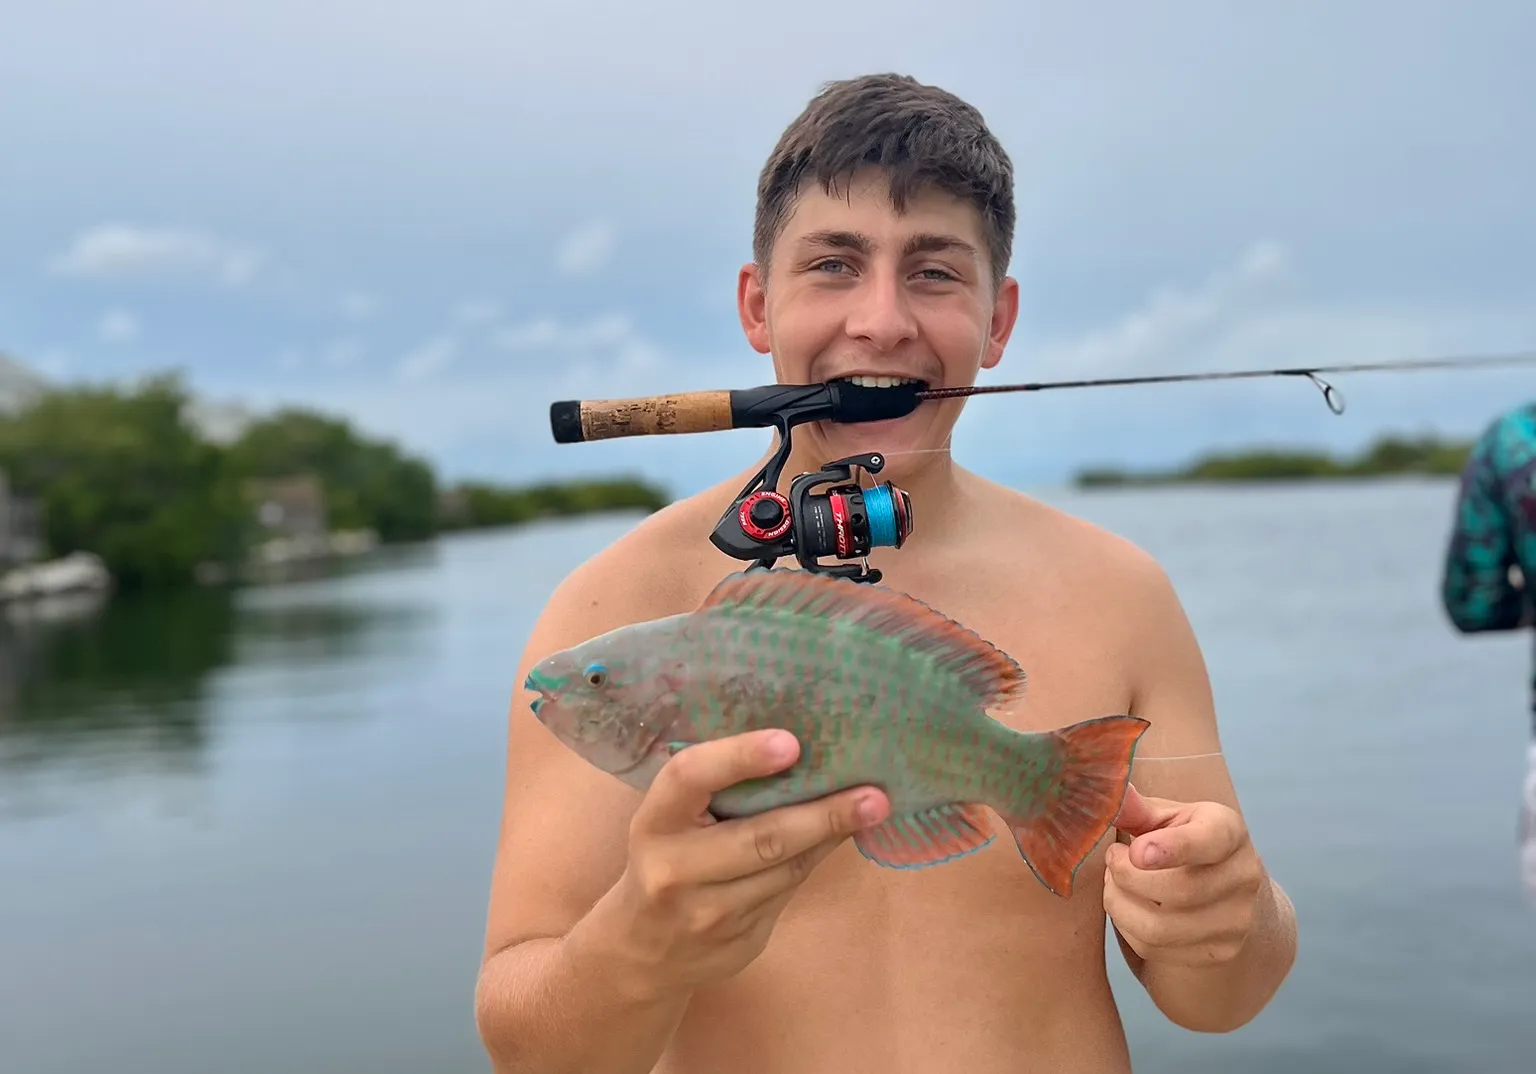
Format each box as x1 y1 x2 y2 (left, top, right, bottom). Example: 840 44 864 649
524 568 1149 898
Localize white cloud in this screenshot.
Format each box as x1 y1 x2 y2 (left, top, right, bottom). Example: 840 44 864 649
339 289 380 321
321 339 365 368
395 335 459 382
952 242 1536 482
452 298 502 326
491 313 665 377
1023 240 1296 379
492 313 633 352
98 309 139 344
47 225 265 287
555 221 616 277
234 310 682 479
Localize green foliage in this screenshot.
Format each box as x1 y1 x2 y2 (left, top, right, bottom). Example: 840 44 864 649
222 408 439 542
438 476 670 530
0 373 674 591
1073 433 1477 488
0 373 251 589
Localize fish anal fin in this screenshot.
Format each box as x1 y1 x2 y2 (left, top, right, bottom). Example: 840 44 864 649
853 802 996 869
699 569 1026 709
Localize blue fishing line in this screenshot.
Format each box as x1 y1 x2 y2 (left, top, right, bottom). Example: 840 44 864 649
864 485 900 548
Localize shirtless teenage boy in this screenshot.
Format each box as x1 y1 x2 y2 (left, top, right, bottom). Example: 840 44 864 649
475 73 1298 1074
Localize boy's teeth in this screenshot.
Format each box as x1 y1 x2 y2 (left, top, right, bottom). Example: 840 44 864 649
842 375 918 388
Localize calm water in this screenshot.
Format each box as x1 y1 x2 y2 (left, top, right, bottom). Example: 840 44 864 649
1 479 1533 1073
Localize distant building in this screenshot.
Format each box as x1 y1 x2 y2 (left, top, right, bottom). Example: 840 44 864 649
437 487 470 527
0 354 48 569
242 474 328 541
0 351 48 416
0 467 43 567
183 396 255 445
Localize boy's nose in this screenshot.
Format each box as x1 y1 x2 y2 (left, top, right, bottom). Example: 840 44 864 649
844 269 918 351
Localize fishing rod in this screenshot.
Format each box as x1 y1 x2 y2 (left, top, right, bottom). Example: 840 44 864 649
547 348 1535 583
548 350 1536 444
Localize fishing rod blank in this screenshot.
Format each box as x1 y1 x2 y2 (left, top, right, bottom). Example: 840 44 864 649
915 350 1536 416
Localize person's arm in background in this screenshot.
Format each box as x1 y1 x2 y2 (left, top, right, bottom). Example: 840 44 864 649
1441 413 1531 633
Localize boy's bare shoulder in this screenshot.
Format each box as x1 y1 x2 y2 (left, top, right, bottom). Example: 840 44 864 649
967 475 1215 761
537 481 741 636
486 482 746 945
968 472 1174 595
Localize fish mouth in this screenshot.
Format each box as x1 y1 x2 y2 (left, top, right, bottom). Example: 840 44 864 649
524 669 556 717
521 668 654 777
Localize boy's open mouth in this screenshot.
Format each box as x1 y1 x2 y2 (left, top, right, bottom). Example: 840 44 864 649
828 374 929 391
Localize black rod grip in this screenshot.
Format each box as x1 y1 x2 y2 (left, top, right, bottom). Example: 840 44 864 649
549 381 921 444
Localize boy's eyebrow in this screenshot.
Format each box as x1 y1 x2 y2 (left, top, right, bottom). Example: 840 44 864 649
799 229 874 254
796 229 978 259
902 232 979 259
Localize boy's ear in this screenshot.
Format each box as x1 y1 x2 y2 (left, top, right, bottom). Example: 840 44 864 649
981 275 1021 370
738 262 771 355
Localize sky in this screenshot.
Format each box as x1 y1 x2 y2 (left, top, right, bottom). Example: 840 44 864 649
2 0 1533 496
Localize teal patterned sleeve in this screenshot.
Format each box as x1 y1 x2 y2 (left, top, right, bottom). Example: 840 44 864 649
1440 407 1534 633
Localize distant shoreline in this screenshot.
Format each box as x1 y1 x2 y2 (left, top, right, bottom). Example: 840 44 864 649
1072 432 1474 489
0 373 671 595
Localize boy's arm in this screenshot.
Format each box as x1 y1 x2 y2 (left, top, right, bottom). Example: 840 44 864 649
1441 421 1527 633
473 554 694 1074
1107 551 1298 1034
473 539 879 1073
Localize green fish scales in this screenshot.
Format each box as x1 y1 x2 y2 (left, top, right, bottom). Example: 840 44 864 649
526 568 1149 897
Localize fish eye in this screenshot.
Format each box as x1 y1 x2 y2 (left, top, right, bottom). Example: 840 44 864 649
583 663 607 687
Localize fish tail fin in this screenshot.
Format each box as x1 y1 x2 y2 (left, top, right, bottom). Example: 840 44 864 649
999 714 1150 898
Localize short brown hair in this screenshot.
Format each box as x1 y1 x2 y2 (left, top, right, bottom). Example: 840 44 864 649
752 73 1016 289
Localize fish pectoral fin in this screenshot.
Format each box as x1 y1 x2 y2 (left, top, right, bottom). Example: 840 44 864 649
853 802 995 869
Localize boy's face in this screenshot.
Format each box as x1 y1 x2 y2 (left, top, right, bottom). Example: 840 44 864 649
737 167 1019 463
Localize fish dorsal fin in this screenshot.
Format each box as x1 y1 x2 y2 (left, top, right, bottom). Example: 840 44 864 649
698 568 1026 709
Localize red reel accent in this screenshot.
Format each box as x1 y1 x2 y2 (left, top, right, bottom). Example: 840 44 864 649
738 490 792 542
827 491 854 558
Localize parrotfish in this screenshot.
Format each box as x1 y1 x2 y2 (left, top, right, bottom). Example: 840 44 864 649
524 567 1149 898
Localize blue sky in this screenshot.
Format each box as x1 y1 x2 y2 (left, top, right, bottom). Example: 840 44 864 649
3 1 1533 495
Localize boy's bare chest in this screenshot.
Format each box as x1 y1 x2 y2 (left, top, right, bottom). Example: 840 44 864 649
868 561 1136 732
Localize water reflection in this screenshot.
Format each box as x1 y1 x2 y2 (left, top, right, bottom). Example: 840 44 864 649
0 585 234 733
0 544 441 817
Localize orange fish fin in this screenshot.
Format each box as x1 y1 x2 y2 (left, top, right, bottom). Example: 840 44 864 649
699 568 1027 709
1003 714 1149 898
853 802 996 868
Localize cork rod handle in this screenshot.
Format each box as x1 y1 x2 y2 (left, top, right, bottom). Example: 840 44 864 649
549 391 736 443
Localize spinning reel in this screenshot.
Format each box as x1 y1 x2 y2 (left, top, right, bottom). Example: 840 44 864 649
709 415 913 585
